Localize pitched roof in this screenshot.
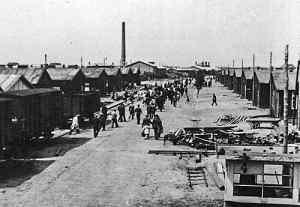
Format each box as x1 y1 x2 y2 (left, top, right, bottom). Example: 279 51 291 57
120 67 132 75
126 61 158 69
47 68 81 81
0 74 31 92
272 70 297 91
242 68 253 80
229 68 235 76
0 68 47 85
81 68 105 79
105 68 120 76
255 69 270 84
234 69 243 77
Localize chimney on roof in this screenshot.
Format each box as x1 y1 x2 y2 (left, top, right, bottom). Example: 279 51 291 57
121 21 126 67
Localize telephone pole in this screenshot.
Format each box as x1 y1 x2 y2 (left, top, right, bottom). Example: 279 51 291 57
269 52 273 116
252 54 255 104
283 45 289 154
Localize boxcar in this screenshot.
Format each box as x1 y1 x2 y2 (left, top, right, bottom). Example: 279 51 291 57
0 88 63 143
63 91 100 125
0 98 14 157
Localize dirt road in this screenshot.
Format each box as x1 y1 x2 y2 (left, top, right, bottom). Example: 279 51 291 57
0 81 266 207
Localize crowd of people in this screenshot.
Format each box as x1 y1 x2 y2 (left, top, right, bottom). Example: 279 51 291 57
87 78 193 139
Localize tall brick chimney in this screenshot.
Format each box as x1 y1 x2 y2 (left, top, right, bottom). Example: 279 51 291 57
121 22 126 67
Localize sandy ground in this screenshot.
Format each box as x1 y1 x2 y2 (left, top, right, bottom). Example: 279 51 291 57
0 80 269 207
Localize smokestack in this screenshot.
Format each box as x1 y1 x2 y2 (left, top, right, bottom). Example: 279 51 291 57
121 22 126 67
44 54 48 67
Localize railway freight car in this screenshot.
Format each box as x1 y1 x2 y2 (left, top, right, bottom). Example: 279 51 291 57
63 91 100 126
0 88 63 150
0 98 14 158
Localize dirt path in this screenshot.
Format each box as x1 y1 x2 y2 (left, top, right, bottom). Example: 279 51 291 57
0 80 266 207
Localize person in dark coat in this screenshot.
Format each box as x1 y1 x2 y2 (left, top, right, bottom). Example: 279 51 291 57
212 93 217 106
135 104 142 124
142 115 152 139
111 110 119 128
128 104 135 120
92 113 100 138
118 103 126 122
101 106 108 130
152 114 163 140
99 113 106 131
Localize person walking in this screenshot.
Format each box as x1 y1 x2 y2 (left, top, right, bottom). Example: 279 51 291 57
212 93 218 106
142 115 152 139
99 113 106 131
69 114 80 135
101 105 108 130
111 110 119 128
135 104 142 125
152 114 163 140
128 103 135 120
92 113 100 138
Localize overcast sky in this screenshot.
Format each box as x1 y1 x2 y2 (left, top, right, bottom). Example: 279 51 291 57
0 0 299 67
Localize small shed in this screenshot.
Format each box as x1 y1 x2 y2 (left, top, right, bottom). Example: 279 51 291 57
240 68 253 100
253 68 270 108
81 68 107 94
270 70 297 119
47 68 85 93
224 152 300 207
233 68 243 94
0 74 32 92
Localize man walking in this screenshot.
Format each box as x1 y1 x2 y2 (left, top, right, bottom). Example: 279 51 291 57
135 104 142 125
212 93 217 106
152 114 163 140
111 110 119 128
92 113 100 138
101 105 108 130
128 103 135 120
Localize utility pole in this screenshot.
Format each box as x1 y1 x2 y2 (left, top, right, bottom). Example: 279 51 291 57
252 54 255 104
232 59 235 68
283 45 289 154
269 52 273 116
297 59 300 129
80 56 83 68
242 59 244 69
44 54 48 68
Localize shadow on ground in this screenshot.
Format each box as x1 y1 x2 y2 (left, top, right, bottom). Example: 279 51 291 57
0 159 54 188
14 137 91 159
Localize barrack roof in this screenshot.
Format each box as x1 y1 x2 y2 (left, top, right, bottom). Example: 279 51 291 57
0 74 32 92
272 70 297 91
0 68 47 85
255 69 270 84
47 68 81 81
81 68 106 79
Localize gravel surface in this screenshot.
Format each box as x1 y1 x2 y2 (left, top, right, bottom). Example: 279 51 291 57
0 80 267 207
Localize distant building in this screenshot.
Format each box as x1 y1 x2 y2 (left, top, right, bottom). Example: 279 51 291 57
126 61 166 80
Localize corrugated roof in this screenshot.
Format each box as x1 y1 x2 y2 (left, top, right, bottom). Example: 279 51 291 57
229 68 235 76
234 69 243 77
105 68 120 76
255 70 270 84
272 70 297 91
81 68 105 79
120 67 131 75
242 68 253 80
0 68 46 85
0 88 60 97
47 68 80 81
0 74 27 91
